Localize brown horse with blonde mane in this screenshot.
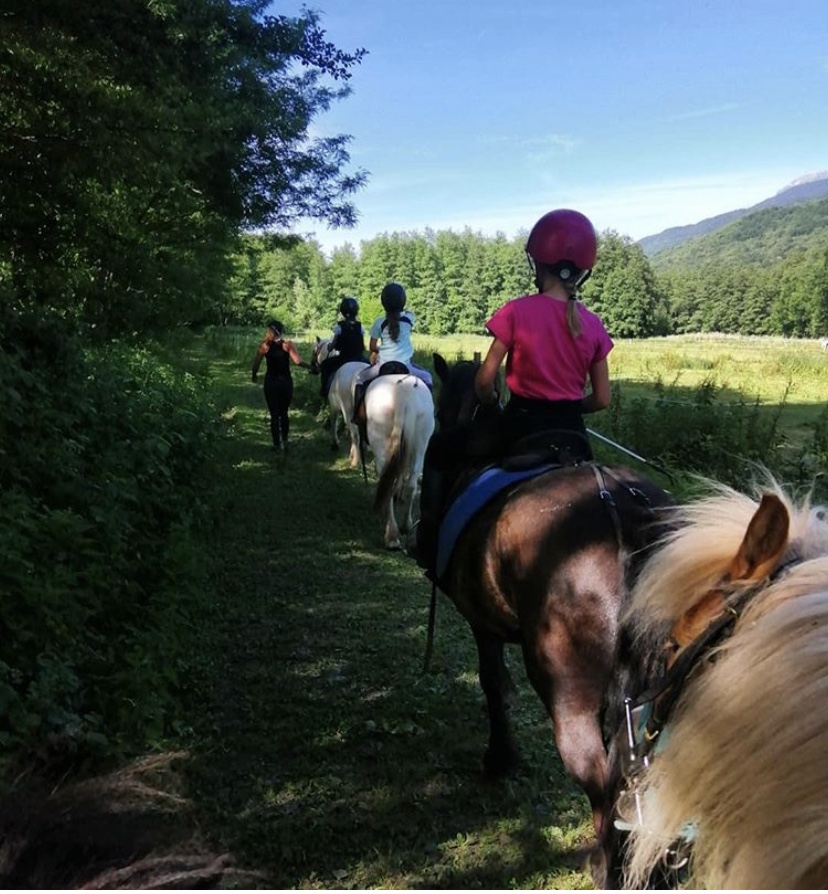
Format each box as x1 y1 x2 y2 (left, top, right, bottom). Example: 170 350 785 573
606 477 828 888
426 355 674 885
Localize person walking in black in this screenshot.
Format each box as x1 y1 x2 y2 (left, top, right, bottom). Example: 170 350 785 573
251 320 309 451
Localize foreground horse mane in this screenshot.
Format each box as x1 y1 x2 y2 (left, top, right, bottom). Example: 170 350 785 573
623 477 828 889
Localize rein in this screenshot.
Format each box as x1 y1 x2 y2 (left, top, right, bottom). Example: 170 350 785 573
591 463 655 545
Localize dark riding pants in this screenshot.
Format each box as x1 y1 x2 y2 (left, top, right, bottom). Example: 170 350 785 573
501 396 593 461
264 375 293 448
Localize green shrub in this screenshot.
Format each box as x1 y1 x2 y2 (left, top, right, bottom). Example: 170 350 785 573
601 377 789 491
0 308 217 773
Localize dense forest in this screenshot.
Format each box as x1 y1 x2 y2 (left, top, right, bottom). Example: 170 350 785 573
229 196 828 339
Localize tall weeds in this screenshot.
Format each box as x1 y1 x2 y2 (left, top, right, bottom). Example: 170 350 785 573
0 308 217 776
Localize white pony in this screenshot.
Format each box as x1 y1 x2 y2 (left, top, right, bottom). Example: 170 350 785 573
365 373 435 549
312 338 366 468
328 360 367 468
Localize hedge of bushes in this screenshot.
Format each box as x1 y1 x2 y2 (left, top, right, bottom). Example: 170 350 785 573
0 308 217 773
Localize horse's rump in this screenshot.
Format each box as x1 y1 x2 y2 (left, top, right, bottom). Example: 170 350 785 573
366 374 434 549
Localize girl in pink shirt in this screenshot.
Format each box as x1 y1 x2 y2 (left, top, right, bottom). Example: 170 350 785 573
415 209 611 578
475 208 612 459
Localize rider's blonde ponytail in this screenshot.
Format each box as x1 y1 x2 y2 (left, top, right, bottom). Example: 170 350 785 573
565 285 582 338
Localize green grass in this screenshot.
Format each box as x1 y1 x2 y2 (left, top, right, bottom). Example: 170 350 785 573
177 333 594 888
171 329 826 888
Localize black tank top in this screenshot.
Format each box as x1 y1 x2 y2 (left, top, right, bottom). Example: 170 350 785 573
265 341 290 378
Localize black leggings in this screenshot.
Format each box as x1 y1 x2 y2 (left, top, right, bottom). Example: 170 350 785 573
501 396 593 460
264 375 293 447
420 398 591 518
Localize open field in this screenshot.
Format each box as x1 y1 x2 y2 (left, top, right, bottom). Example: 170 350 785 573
412 330 827 408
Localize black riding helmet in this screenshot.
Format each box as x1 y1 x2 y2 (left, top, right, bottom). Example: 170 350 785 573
339 296 359 319
380 282 406 314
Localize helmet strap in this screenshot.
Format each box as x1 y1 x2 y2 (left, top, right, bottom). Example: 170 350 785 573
526 253 544 292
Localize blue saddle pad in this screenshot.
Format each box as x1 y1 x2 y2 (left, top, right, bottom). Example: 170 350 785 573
435 463 557 581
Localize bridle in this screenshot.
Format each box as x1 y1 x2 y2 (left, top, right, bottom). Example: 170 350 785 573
615 553 802 863
630 554 800 760
308 339 329 376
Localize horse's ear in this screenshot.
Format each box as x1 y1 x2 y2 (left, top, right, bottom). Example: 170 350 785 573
672 493 790 650
433 353 450 383
726 492 790 582
316 336 321 345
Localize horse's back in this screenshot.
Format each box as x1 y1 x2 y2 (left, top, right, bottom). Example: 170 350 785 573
446 462 672 636
466 462 670 553
329 360 366 417
332 360 366 396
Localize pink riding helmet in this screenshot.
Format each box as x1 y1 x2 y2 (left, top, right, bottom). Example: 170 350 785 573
525 209 597 277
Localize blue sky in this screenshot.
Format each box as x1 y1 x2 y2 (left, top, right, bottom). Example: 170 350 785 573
276 0 828 254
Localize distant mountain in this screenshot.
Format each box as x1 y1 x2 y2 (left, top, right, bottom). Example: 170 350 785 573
646 193 828 271
638 171 828 256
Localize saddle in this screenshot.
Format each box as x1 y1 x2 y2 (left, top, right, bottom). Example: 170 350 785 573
501 428 591 471
431 427 590 586
434 462 560 584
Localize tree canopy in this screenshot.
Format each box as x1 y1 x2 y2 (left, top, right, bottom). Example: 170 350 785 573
229 197 828 340
0 0 366 335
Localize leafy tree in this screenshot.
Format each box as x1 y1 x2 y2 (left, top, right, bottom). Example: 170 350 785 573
357 236 398 322
328 244 361 310
0 0 367 335
583 231 661 337
811 246 828 336
220 212 828 339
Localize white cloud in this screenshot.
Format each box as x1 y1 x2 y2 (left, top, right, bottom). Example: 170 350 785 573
298 166 815 254
662 103 740 122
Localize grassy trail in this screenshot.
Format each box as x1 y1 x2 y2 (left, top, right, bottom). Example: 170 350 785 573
177 344 594 889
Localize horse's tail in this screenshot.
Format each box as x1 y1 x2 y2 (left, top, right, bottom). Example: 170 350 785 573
373 430 407 515
372 384 411 515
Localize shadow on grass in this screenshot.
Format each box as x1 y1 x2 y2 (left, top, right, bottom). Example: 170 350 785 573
178 368 594 889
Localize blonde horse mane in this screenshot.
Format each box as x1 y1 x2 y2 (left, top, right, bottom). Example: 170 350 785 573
623 476 828 889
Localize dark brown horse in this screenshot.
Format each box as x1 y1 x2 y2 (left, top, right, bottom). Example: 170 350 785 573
426 354 674 884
